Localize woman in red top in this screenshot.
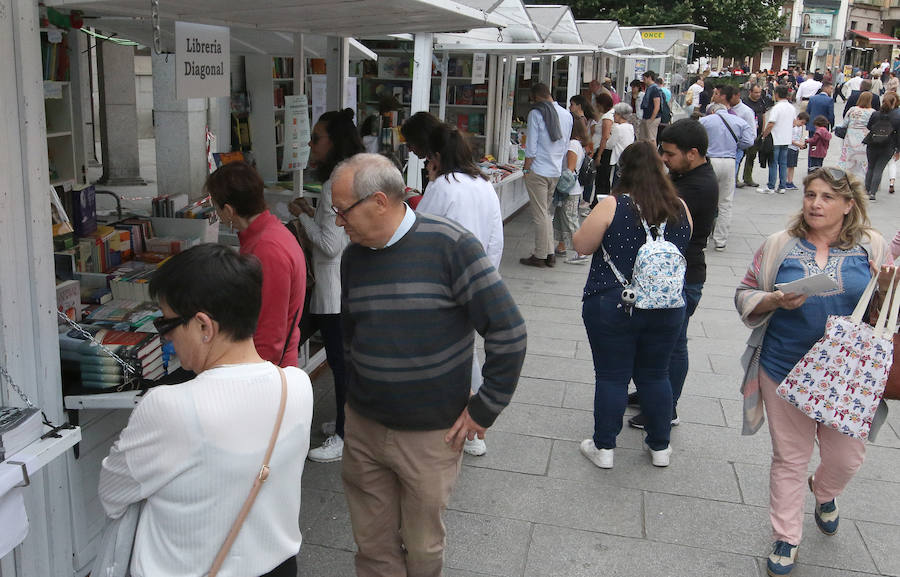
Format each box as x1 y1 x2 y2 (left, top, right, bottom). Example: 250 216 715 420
207 162 306 367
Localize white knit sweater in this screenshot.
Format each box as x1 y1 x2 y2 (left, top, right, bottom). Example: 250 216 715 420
99 362 313 577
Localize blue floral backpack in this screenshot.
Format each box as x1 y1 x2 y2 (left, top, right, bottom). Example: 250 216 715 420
601 218 686 310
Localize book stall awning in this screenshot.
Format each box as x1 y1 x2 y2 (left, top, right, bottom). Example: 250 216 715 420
74 17 379 59
432 41 597 55
849 30 900 46
45 0 509 37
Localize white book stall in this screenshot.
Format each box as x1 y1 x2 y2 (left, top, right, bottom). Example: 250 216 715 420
0 0 507 575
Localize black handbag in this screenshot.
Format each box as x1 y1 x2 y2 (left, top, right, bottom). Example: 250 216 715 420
834 125 847 139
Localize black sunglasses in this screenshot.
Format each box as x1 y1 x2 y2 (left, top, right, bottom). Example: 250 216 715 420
822 167 848 183
153 315 189 342
331 194 372 219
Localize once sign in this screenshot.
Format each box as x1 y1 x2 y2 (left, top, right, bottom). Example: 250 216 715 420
641 31 665 40
176 22 230 99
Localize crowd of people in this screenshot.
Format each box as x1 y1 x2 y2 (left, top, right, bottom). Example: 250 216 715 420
93 64 898 577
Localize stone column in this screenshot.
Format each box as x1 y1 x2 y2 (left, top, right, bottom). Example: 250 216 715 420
97 40 145 185
151 52 209 201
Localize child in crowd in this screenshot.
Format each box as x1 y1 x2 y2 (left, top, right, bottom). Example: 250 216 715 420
806 115 832 172
786 111 809 189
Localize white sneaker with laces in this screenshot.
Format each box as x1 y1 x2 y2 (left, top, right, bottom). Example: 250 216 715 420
646 443 672 467
308 434 344 462
463 436 487 456
580 439 614 469
565 254 590 265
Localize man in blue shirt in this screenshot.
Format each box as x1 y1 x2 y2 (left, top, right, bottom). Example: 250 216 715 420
520 82 573 268
700 103 754 251
639 70 662 147
806 81 835 137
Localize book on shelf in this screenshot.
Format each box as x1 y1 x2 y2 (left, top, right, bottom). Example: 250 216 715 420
56 279 81 325
151 194 189 218
59 326 165 390
41 32 70 82
84 298 160 329
273 57 295 79
0 407 44 461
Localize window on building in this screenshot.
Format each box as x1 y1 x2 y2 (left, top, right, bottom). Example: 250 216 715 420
867 23 873 31
850 20 857 29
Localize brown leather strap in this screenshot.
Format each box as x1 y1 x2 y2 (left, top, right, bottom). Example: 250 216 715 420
208 366 289 577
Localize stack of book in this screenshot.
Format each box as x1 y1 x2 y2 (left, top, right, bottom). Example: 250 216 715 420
0 407 43 461
151 194 189 217
83 299 160 330
59 327 164 390
76 225 132 274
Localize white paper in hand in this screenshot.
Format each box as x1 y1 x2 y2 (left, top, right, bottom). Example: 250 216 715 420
775 273 838 296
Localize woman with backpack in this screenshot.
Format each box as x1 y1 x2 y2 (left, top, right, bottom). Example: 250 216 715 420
572 141 692 470
863 92 900 201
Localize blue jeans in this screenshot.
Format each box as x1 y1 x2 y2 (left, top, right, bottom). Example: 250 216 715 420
734 149 744 179
668 283 704 410
768 145 788 190
582 290 685 451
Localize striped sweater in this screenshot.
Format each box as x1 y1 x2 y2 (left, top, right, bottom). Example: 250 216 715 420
340 213 526 430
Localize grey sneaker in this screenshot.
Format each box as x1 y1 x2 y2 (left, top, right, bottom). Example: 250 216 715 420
308 434 344 463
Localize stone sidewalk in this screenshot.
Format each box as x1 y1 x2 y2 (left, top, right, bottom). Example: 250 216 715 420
298 136 900 576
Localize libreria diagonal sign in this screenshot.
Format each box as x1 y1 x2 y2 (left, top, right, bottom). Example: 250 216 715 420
176 22 230 99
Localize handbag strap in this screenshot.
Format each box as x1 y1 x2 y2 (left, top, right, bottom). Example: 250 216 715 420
208 366 289 577
887 269 900 335
716 112 739 143
874 269 899 339
850 273 880 324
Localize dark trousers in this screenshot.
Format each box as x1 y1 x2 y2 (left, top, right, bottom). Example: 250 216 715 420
741 144 759 183
311 313 347 438
582 290 684 451
261 556 297 577
668 283 704 409
865 146 893 196
808 156 824 172
592 149 613 203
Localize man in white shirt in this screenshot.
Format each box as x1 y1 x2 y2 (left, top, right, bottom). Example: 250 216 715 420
757 85 796 194
521 82 574 268
795 72 823 108
843 71 863 99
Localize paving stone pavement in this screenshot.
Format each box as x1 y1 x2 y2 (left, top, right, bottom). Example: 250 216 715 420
299 115 900 576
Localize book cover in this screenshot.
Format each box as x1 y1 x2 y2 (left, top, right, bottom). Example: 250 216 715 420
0 407 43 461
56 279 81 324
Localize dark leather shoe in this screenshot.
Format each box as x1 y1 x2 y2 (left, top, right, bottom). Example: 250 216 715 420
744 179 759 187
545 254 556 267
520 255 547 268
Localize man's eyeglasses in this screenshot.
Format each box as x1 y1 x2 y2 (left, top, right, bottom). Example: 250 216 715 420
331 195 372 219
153 315 189 342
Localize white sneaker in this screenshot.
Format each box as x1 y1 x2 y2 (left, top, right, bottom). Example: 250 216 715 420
463 435 487 456
580 439 614 469
757 186 775 195
775 188 785 194
646 443 672 467
565 254 590 265
308 435 344 462
321 421 336 436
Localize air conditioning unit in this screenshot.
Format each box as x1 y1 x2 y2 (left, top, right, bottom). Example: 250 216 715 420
803 39 817 49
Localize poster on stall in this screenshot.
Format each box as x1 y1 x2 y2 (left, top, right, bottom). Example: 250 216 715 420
634 59 647 80
583 55 594 84
282 94 311 172
473 53 487 85
523 58 532 80
176 22 230 99
310 75 328 127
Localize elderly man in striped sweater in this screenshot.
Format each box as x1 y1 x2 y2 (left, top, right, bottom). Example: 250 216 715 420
332 153 527 577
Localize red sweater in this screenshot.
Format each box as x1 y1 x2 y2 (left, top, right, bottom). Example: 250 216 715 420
238 210 306 367
808 126 832 159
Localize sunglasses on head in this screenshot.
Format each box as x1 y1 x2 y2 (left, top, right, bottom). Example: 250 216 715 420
153 315 189 342
820 166 848 183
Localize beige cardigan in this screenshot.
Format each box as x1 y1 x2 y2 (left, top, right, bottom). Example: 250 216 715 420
734 229 890 438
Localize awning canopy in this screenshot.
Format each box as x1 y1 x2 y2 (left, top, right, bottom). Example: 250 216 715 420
432 41 597 55
78 18 378 59
849 30 900 46
524 5 582 44
46 0 508 37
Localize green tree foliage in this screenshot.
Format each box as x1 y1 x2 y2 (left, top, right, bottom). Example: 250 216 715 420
563 0 785 59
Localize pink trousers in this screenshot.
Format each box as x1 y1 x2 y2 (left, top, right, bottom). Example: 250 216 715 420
759 368 866 545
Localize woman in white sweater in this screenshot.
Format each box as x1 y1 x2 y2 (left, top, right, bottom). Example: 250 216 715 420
290 108 365 464
420 124 504 456
99 244 313 577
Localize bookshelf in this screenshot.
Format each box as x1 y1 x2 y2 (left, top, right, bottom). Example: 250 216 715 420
42 27 76 187
246 54 295 183
430 54 492 159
